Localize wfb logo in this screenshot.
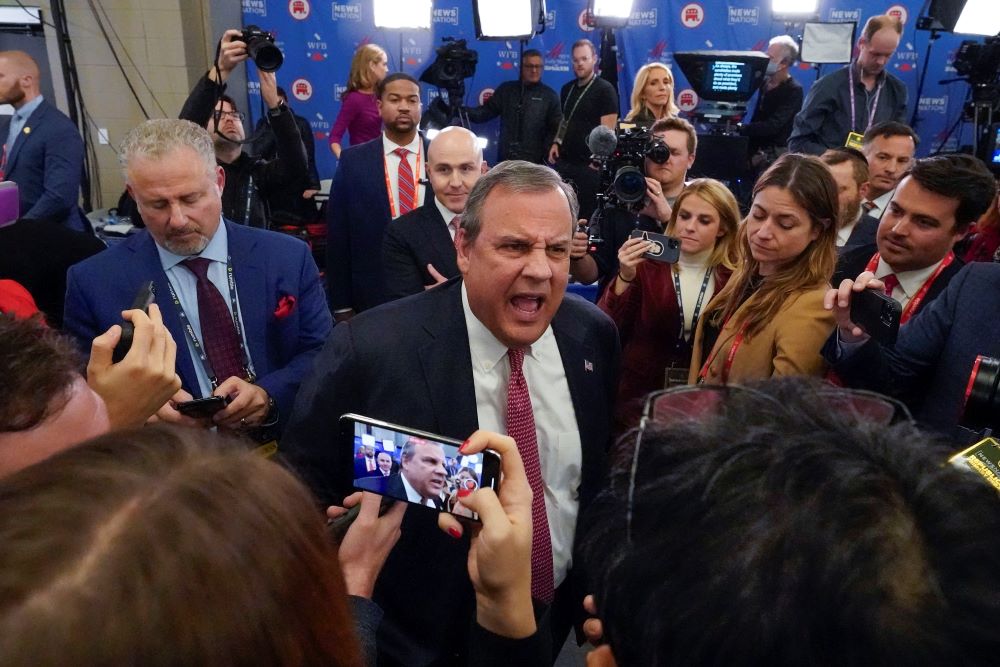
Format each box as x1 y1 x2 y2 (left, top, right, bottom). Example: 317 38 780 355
306 33 328 61
242 0 266 18
332 2 361 22
311 112 330 141
292 78 313 102
478 88 495 106
288 0 309 20
893 42 918 72
677 89 699 112
728 6 758 26
680 3 704 29
497 42 519 71
433 7 459 25
886 4 908 25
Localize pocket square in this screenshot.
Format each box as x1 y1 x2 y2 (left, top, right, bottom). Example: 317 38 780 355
274 294 296 320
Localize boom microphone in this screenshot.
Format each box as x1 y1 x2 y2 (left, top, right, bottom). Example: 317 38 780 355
586 125 618 159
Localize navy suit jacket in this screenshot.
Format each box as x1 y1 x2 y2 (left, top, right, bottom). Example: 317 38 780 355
825 262 1000 433
837 214 879 256
282 277 619 665
382 201 459 301
63 221 332 428
0 99 85 230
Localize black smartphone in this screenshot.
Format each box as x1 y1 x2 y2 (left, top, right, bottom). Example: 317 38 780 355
112 281 155 363
629 229 681 264
339 413 502 522
175 395 229 419
850 288 902 345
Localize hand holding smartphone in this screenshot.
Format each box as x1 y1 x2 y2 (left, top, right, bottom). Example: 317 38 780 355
112 281 155 363
849 289 902 345
629 230 681 264
174 395 231 419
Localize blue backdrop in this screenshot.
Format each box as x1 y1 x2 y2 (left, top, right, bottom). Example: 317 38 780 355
240 0 985 179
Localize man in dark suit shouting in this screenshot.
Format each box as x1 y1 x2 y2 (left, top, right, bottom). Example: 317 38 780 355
284 160 619 666
382 126 485 301
356 438 447 509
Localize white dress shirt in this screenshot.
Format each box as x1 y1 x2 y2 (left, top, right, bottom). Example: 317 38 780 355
400 471 440 508
874 257 945 311
155 220 253 398
461 283 581 588
434 196 460 240
382 132 426 218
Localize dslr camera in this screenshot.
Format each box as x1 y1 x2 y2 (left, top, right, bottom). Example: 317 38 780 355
238 25 283 72
595 125 670 212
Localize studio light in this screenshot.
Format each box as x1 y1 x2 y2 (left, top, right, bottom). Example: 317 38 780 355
373 0 431 30
771 0 819 17
953 0 1000 37
474 0 540 41
800 22 856 64
588 0 634 29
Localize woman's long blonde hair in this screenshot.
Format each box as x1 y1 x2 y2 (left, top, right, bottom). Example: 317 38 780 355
625 62 680 121
344 43 386 96
665 178 740 273
705 153 838 336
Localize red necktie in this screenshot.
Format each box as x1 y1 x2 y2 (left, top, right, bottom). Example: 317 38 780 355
882 273 900 299
862 200 877 215
506 348 555 604
182 258 246 386
394 147 415 215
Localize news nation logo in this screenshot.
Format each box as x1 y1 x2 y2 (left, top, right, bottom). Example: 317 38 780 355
306 33 328 61
291 78 313 101
242 0 266 18
677 89 699 112
728 6 758 26
433 7 459 26
918 95 948 114
828 7 861 22
288 0 309 20
886 4 908 25
680 3 704 29
334 83 348 99
479 88 494 105
332 2 361 22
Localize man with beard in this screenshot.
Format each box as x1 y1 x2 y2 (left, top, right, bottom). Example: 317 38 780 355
64 119 331 436
820 147 877 253
0 51 86 231
327 73 427 317
176 29 308 229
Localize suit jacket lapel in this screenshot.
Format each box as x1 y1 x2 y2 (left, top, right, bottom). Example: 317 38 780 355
421 205 459 275
4 101 45 172
552 308 601 453
226 221 269 377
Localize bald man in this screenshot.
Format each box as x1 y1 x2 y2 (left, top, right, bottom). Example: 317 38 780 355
0 51 85 230
382 126 486 300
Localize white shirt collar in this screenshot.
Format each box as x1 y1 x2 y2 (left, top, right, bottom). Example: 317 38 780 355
434 196 460 226
400 470 437 507
871 189 894 214
155 216 228 271
382 132 421 157
875 256 945 299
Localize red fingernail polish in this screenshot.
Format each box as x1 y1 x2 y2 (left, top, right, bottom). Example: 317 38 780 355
458 438 471 454
448 527 462 539
457 488 472 498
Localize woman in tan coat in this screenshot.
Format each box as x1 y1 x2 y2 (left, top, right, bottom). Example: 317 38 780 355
689 154 838 385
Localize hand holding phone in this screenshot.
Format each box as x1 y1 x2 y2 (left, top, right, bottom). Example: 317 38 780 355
629 230 681 264
849 288 902 345
175 395 230 419
113 281 155 363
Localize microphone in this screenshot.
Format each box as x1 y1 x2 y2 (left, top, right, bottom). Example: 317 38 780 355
586 125 618 159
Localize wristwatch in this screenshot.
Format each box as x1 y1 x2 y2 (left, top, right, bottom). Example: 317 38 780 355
266 101 286 117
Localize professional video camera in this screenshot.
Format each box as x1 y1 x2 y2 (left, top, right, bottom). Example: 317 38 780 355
954 37 1000 88
420 38 479 131
952 37 1000 176
239 25 282 72
963 355 1000 435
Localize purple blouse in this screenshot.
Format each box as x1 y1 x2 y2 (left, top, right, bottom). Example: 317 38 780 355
329 90 381 147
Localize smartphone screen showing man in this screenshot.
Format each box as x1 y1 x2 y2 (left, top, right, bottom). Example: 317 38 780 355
342 414 500 520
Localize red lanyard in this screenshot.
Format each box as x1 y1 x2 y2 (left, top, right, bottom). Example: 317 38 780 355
382 141 422 219
864 251 954 324
698 319 749 386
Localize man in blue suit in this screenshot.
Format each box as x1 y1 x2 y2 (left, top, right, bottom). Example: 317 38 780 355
0 51 85 231
64 119 331 434
327 72 427 319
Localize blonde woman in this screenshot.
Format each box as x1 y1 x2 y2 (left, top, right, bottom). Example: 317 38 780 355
329 43 389 157
690 153 838 385
625 62 680 126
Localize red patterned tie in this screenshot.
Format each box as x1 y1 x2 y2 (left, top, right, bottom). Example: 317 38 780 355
506 348 555 604
882 273 900 299
394 147 415 215
181 258 246 386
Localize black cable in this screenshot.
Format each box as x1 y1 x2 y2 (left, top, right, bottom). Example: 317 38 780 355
92 0 167 116
13 0 57 30
85 0 148 118
931 86 972 155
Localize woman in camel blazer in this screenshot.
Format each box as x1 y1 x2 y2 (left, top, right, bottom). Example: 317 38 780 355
689 154 837 385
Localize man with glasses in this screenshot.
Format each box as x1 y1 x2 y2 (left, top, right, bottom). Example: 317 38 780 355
177 29 308 229
465 49 562 164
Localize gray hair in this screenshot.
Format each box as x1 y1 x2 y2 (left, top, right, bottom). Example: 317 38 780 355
400 438 443 463
459 160 578 245
768 35 799 64
119 118 217 178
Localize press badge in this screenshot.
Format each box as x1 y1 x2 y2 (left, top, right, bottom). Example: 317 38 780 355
949 437 1000 492
844 132 865 151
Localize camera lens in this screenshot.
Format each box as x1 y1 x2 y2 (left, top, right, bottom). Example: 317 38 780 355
613 166 647 204
244 29 283 72
963 355 1000 431
646 141 669 164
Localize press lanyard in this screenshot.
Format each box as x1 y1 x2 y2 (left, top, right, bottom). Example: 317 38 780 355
382 141 422 219
672 266 713 345
243 173 254 226
698 318 749 386
561 74 597 127
166 256 255 390
847 64 885 133
864 251 954 324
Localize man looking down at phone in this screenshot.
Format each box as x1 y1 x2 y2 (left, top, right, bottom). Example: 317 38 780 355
832 155 993 324
64 119 331 435
284 160 619 665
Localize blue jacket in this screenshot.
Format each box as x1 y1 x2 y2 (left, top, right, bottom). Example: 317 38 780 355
63 220 332 429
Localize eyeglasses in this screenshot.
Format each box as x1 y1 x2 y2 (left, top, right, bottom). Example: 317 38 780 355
215 110 245 121
623 384 912 543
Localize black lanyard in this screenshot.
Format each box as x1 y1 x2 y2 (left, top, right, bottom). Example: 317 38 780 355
166 256 255 390
561 75 597 126
672 266 713 345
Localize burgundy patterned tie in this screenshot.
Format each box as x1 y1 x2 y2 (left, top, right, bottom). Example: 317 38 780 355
506 348 555 604
181 258 245 385
882 273 900 299
394 147 415 215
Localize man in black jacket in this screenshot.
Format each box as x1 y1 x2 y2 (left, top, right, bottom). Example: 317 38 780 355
465 49 561 164
741 35 802 170
178 29 308 229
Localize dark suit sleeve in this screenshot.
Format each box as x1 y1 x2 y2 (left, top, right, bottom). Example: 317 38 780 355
382 219 428 301
178 73 220 127
299 116 321 189
326 155 355 311
254 105 309 194
254 242 333 428
62 264 104 354
24 115 84 222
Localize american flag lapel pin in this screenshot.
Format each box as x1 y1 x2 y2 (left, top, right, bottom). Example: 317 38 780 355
584 359 593 372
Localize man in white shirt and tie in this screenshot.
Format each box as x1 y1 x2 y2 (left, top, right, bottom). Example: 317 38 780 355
860 121 917 220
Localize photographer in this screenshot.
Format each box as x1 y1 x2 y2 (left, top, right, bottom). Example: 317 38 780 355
570 117 698 289
178 28 308 229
